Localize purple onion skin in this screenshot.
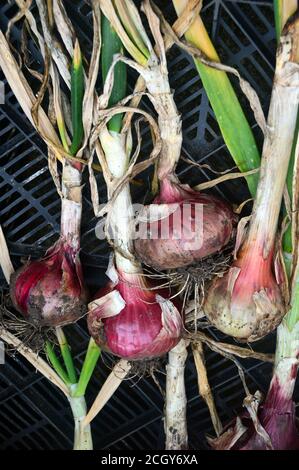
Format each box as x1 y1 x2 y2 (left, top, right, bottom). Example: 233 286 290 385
238 406 299 450
10 239 87 327
204 242 285 342
211 370 299 450
88 271 183 361
240 369 299 450
134 179 237 270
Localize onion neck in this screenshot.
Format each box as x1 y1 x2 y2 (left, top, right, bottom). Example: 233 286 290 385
157 177 183 203
246 82 299 257
265 322 299 412
268 265 299 407
68 394 93 450
165 339 188 450
61 161 82 251
100 129 141 275
145 69 182 180
233 241 274 298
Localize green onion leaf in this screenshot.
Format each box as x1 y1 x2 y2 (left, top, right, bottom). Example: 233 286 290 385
101 14 127 133
173 0 261 197
70 39 84 156
73 338 101 398
45 340 71 386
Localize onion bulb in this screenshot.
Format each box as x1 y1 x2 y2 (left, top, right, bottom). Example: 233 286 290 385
134 178 237 270
10 164 87 327
210 393 299 450
99 1 236 271
210 341 299 450
205 17 299 341
10 238 86 327
240 386 299 450
88 260 183 360
204 240 284 341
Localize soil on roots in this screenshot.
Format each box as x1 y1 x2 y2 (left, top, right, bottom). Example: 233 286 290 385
0 292 56 353
141 245 234 331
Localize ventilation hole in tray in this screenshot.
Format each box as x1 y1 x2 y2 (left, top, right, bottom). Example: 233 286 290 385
0 141 32 168
48 202 61 216
0 412 20 435
0 192 22 215
22 167 51 191
219 6 251 48
0 116 13 137
40 192 59 209
218 22 241 55
15 162 48 185
172 67 199 96
240 56 270 96
5 397 41 426
79 1 92 17
240 3 272 35
18 221 53 245
182 108 199 137
5 205 38 230
33 179 57 199
33 382 67 412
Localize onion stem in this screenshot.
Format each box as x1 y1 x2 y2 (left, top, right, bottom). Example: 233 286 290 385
46 335 98 448
69 39 84 156
73 338 101 398
55 327 77 384
278 3 299 262
99 130 140 273
205 15 299 341
100 0 182 180
101 14 127 133
68 394 93 450
239 13 299 252
60 162 82 247
165 339 188 450
100 1 140 273
45 340 71 386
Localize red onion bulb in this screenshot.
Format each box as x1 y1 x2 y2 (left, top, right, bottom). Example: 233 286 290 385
240 386 299 450
10 238 87 327
87 263 183 360
204 240 285 341
210 379 299 450
134 178 237 270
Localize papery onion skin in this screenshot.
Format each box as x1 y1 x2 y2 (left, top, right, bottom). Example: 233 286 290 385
240 383 299 450
88 270 183 361
10 239 87 327
210 377 299 450
204 241 285 342
134 179 237 270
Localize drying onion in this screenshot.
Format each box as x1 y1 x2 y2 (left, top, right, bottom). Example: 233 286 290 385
10 163 87 327
88 259 182 360
204 16 299 341
210 323 299 450
134 177 237 270
88 128 182 362
100 0 236 271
